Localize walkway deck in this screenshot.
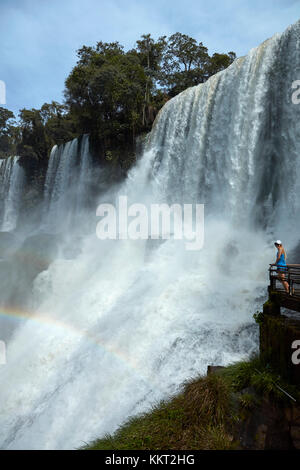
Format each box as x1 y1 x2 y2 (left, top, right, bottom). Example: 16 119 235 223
269 264 300 313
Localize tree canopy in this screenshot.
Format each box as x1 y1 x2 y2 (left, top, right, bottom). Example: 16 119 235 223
0 32 236 169
0 107 17 158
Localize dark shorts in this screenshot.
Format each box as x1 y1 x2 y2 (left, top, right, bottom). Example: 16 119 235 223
277 266 288 273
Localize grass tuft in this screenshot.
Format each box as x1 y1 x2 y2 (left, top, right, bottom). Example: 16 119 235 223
85 355 299 450
86 373 236 450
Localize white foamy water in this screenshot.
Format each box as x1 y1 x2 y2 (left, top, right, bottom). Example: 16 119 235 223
0 156 25 231
42 134 93 231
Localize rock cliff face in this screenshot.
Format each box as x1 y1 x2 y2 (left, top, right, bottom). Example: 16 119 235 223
242 292 300 449
208 365 300 450
239 396 300 450
209 286 300 450
259 292 300 386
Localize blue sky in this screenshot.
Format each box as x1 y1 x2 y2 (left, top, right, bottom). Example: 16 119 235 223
0 0 299 117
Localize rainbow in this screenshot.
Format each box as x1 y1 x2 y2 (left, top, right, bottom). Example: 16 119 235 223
0 306 158 389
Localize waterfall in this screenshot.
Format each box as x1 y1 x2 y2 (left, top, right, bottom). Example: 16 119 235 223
42 134 92 231
0 156 25 231
0 20 300 450
148 24 300 233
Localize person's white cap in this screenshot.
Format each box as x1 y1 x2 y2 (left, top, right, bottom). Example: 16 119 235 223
275 240 282 245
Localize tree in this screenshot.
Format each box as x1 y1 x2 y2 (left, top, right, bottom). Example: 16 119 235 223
159 33 210 95
159 33 236 96
135 34 167 126
64 42 149 163
208 52 236 76
0 107 17 157
17 108 48 161
0 107 14 130
41 101 75 146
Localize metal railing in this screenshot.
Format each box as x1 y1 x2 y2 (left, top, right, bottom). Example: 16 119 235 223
269 264 300 299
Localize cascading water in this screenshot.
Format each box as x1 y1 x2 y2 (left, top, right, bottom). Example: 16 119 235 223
0 156 25 231
42 134 92 231
0 20 300 450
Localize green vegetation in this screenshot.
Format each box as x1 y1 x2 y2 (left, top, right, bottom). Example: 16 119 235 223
253 310 264 324
0 107 18 158
0 33 235 170
86 356 299 450
219 356 298 403
87 372 235 450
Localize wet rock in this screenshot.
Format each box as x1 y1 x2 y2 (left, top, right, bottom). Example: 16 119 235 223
207 365 225 375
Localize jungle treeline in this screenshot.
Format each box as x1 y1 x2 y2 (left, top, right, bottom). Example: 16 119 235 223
0 33 236 170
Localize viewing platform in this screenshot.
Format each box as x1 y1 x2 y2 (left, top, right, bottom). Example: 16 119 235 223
269 264 300 313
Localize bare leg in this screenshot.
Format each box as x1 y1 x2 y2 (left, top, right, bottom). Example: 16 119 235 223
278 273 289 293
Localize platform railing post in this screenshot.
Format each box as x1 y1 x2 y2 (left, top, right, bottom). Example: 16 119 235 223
269 265 275 292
